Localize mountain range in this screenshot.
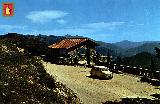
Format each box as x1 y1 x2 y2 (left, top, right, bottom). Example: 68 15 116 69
1 33 160 58
98 40 160 57
114 40 146 49
114 40 160 49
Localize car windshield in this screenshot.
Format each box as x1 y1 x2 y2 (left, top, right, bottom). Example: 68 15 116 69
94 66 109 71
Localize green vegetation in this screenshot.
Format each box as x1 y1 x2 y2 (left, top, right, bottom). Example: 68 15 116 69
0 33 64 56
96 41 124 58
124 43 159 57
121 52 160 70
0 39 80 103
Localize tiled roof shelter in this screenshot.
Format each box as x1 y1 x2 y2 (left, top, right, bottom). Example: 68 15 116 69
48 38 98 65
48 38 97 50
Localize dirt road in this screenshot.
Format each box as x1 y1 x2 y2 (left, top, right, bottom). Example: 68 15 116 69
43 62 160 104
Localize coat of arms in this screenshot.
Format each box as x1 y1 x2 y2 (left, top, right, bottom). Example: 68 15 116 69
2 2 14 16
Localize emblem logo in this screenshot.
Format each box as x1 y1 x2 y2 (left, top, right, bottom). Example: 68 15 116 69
2 2 14 16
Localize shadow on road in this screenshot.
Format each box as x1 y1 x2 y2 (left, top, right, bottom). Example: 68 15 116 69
86 75 113 80
140 76 160 86
103 97 160 104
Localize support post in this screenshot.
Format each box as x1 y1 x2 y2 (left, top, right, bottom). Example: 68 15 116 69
86 46 90 66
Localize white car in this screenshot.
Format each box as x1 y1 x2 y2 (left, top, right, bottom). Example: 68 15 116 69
90 66 113 79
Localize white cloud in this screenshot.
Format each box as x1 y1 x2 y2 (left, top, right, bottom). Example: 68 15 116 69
0 25 26 31
57 19 67 24
22 21 125 35
127 21 144 27
0 25 27 34
83 22 125 30
26 10 68 23
23 28 94 36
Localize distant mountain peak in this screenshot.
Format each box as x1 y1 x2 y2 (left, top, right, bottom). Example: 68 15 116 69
121 40 131 42
114 40 146 50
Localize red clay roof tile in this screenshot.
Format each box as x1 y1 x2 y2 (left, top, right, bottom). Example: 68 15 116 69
48 38 88 49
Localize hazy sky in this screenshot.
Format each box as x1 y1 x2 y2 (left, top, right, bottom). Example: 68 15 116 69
0 0 160 42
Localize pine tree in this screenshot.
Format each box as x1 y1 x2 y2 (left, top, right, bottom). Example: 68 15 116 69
155 47 160 58
117 56 123 66
149 57 156 78
107 49 111 67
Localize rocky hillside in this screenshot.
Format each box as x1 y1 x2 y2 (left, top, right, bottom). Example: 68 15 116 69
0 39 81 104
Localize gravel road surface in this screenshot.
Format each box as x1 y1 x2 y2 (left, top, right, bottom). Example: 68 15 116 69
43 62 160 104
